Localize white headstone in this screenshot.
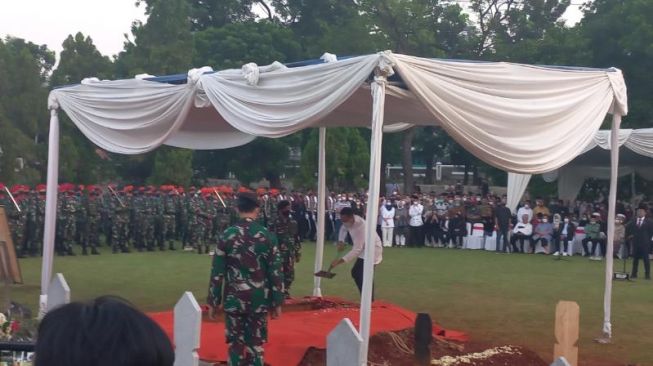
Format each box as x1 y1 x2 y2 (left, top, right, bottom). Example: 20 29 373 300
46 273 70 312
174 292 202 366
327 318 363 366
551 356 572 366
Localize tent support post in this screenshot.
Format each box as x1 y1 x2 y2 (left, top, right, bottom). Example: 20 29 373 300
359 70 389 366
313 127 327 297
39 105 61 317
602 111 621 340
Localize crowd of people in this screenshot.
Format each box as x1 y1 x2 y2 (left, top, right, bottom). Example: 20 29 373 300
2 183 652 279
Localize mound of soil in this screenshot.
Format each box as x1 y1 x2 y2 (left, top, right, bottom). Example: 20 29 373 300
297 328 547 366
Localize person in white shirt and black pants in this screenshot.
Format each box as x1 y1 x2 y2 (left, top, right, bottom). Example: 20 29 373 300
330 207 384 297
408 195 425 247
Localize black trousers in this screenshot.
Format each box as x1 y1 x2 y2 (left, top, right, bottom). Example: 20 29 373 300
631 247 651 278
409 225 425 247
554 237 572 253
351 258 375 300
510 234 530 253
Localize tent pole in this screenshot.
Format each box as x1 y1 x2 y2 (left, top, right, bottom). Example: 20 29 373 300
359 71 389 366
313 127 327 297
39 104 61 317
602 111 621 340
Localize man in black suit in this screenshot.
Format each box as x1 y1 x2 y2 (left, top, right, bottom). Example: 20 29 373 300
626 205 653 279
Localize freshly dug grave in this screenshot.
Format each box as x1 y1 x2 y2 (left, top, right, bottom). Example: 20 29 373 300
298 328 547 366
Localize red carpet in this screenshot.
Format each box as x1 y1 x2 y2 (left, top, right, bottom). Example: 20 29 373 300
149 297 467 366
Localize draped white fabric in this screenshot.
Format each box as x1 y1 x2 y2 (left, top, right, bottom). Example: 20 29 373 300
51 80 197 154
389 54 627 174
507 128 653 204
507 172 532 212
199 54 382 138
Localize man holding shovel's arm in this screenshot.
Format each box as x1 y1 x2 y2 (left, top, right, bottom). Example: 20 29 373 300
330 207 383 298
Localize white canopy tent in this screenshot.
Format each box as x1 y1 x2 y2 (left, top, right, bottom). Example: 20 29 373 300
42 51 627 363
507 128 653 207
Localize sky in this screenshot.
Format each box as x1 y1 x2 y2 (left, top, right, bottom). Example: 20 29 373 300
0 0 586 60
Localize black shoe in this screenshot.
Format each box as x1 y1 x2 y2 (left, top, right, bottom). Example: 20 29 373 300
168 245 176 251
121 248 131 253
67 250 76 256
631 274 638 279
91 249 100 255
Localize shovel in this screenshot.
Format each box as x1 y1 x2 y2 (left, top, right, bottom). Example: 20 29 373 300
314 243 344 279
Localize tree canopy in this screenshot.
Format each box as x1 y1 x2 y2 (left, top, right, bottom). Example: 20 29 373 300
1 0 651 190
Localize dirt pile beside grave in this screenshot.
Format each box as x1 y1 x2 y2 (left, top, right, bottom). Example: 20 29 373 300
297 328 547 366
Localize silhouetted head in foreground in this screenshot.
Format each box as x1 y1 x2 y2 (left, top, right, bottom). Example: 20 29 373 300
35 296 174 366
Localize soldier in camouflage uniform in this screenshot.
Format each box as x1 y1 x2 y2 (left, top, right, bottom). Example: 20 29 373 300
24 189 41 256
208 192 284 366
143 189 157 251
160 189 177 250
187 188 203 252
83 186 102 255
131 188 146 252
271 200 301 298
8 186 28 257
60 188 78 256
201 194 217 254
35 186 47 254
111 189 131 253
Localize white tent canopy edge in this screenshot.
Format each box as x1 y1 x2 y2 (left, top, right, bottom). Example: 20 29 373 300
42 51 627 362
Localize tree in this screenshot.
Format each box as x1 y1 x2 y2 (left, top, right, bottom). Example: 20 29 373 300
0 37 54 184
297 128 370 191
362 0 471 192
469 0 571 58
193 21 302 69
580 0 653 128
149 147 194 187
115 0 194 77
272 0 380 56
50 33 116 183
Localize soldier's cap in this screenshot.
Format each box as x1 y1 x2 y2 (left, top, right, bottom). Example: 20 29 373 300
616 214 626 219
592 212 601 217
237 192 259 207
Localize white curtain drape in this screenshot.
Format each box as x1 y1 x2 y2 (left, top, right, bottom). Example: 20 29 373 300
50 79 198 154
507 173 532 212
507 128 653 204
389 54 627 174
199 54 382 138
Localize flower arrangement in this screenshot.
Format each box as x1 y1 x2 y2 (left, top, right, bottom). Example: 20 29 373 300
0 313 20 341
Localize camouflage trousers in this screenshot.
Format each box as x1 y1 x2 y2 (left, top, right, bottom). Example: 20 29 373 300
84 218 100 249
10 219 26 254
225 312 267 366
161 215 176 247
281 248 295 293
112 220 129 250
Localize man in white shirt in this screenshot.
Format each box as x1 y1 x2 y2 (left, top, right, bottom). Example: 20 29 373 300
380 201 395 247
408 195 425 247
510 214 533 253
516 200 533 224
330 207 383 297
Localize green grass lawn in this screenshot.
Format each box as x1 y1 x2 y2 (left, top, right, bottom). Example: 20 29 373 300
5 244 653 365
